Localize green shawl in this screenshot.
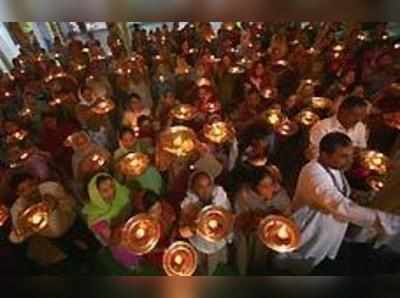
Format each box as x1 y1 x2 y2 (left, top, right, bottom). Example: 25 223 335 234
83 173 131 225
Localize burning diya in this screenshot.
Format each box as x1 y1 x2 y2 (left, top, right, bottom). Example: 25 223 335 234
89 152 108 168
64 131 90 148
332 44 345 52
274 120 299 137
196 206 235 243
258 215 301 253
121 213 161 255
170 104 198 121
159 126 197 157
163 241 198 277
261 88 274 99
9 148 32 169
199 100 222 114
203 121 235 144
310 97 333 111
359 150 389 175
228 66 246 74
263 108 286 128
294 110 320 127
6 129 28 144
118 152 150 177
91 98 115 115
18 107 33 119
18 202 50 233
0 205 9 227
367 176 385 192
196 77 212 87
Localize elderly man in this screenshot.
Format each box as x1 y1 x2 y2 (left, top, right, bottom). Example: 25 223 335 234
284 132 400 273
308 96 369 159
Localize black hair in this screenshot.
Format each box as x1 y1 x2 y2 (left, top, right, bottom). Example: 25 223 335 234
119 128 135 138
10 173 36 190
339 96 368 111
96 175 113 189
320 132 352 155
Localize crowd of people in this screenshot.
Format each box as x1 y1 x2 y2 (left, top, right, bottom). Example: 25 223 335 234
1 21 400 275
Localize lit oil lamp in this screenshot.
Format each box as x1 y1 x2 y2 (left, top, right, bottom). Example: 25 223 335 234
0 205 9 227
64 131 90 148
394 42 400 50
332 44 345 52
163 241 198 276
75 64 87 72
224 22 235 31
200 101 222 114
359 150 389 175
367 176 385 192
155 54 162 61
196 77 211 87
310 97 333 111
196 206 234 243
7 129 28 144
18 107 33 119
159 126 197 157
382 33 389 41
274 60 288 67
18 202 50 233
263 108 286 128
203 121 235 144
188 48 198 54
170 104 198 121
91 98 115 115
306 47 316 55
333 52 341 59
159 75 165 83
118 152 150 177
228 66 245 74
290 39 300 46
82 47 90 53
121 213 161 255
295 110 320 127
258 215 301 253
90 153 107 168
275 120 299 137
357 32 367 41
261 88 273 99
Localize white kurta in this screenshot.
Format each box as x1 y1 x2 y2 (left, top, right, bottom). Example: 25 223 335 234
291 160 399 266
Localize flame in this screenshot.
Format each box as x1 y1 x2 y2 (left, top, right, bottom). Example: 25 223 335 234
276 224 290 240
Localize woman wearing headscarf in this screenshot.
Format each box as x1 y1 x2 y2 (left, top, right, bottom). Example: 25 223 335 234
234 166 291 275
179 170 232 275
83 173 141 270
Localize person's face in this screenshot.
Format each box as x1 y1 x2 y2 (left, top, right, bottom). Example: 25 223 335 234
256 176 280 201
353 86 365 97
165 92 176 105
255 63 264 77
323 145 354 170
43 116 57 130
340 106 368 128
98 179 116 203
130 99 143 111
192 175 213 203
17 179 38 198
343 71 355 85
252 138 268 155
198 88 211 101
120 132 136 148
222 56 231 67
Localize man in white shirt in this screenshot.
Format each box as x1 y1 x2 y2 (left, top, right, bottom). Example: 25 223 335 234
308 96 369 159
286 132 400 273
